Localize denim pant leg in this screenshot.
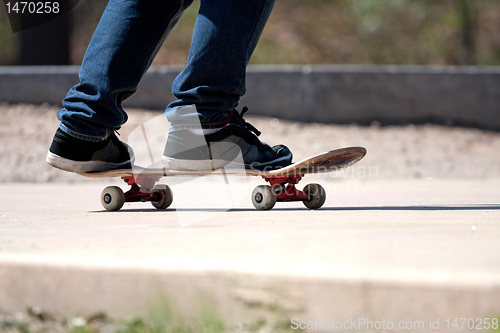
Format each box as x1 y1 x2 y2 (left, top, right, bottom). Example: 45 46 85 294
166 0 276 128
58 0 194 142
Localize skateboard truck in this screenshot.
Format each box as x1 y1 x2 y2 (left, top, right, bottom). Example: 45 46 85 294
100 172 326 212
100 174 173 211
251 174 326 210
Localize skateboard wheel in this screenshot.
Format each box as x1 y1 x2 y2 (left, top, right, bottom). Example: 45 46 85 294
101 186 125 211
302 183 326 209
252 185 277 211
151 184 173 210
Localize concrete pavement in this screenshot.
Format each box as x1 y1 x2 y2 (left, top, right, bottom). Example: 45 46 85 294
1 177 499 330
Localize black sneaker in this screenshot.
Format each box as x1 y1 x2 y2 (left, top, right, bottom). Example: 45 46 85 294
46 128 135 173
162 107 292 171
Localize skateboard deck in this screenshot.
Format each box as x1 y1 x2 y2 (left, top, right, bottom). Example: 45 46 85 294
80 146 366 211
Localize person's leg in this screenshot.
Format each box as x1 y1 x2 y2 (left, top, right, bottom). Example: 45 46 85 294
48 0 194 172
61 0 194 141
166 0 276 126
163 0 293 171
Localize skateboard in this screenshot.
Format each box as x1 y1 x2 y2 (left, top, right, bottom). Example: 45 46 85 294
80 146 366 211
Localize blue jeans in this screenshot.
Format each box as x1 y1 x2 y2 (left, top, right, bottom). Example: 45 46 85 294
58 0 275 142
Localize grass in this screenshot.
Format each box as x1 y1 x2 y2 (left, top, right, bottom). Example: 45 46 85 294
2 306 499 333
0 298 301 333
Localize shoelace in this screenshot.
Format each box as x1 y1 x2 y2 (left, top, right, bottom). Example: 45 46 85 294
237 106 262 137
230 106 272 150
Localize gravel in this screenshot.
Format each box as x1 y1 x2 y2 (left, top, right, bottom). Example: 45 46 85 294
1 103 500 182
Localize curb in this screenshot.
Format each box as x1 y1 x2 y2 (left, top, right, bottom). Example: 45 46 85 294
2 259 499 327
1 65 499 129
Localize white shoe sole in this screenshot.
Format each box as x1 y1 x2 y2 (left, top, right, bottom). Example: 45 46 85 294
46 151 135 173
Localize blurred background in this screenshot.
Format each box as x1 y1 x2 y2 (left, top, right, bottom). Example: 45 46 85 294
1 0 499 66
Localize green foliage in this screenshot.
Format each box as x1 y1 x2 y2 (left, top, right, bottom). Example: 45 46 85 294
252 0 500 65
1 0 499 65
0 7 18 65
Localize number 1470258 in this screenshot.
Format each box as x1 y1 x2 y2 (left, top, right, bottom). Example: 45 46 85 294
5 2 60 14
445 318 498 330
